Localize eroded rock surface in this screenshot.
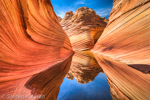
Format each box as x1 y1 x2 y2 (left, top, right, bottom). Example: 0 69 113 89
57 16 62 22
94 54 150 100
102 17 109 23
0 0 73 82
60 7 107 50
0 56 72 100
92 0 150 65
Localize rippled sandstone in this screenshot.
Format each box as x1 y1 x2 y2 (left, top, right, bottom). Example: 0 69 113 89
92 0 150 65
94 54 150 100
66 51 103 84
0 56 72 100
0 0 73 82
60 7 107 50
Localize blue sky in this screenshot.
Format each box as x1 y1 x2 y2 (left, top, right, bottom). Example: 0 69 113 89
51 0 113 19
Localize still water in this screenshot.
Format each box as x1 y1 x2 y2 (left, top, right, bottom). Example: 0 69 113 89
58 73 112 100
0 50 150 100
57 50 112 100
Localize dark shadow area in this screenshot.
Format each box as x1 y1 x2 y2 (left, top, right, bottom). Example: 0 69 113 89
128 64 150 74
25 56 73 100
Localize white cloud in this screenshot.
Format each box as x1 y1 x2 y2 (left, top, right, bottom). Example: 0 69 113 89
74 0 86 5
95 8 112 17
57 11 66 18
56 7 76 18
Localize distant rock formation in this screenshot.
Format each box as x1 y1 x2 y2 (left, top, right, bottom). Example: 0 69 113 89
0 0 73 83
60 7 107 50
66 51 103 84
101 17 109 23
94 54 150 100
57 16 62 22
92 0 150 65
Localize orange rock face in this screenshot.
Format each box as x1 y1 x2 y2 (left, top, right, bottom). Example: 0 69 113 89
94 54 150 100
101 17 109 23
60 7 107 50
66 51 103 84
0 56 72 100
0 0 73 82
92 0 150 64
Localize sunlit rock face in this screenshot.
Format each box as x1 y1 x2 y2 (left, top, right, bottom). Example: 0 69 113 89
101 17 109 23
66 51 103 84
92 0 150 64
0 56 72 100
60 7 107 50
0 0 73 82
94 54 150 100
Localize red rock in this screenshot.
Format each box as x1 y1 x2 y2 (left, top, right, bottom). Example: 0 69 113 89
60 7 107 50
66 50 103 84
94 54 150 100
92 0 150 64
0 0 73 82
101 17 109 23
0 56 72 100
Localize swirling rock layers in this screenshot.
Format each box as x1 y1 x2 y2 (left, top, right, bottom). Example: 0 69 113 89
92 0 150 64
0 0 73 82
60 7 107 50
94 54 150 100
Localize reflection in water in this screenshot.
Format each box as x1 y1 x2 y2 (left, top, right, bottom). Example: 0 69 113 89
57 51 112 100
58 73 112 100
94 54 150 100
0 51 150 100
0 56 73 100
66 50 103 84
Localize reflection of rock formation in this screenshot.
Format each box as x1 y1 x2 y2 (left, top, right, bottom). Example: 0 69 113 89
0 0 73 82
0 56 72 100
95 54 150 100
66 51 103 84
60 7 106 50
92 0 150 64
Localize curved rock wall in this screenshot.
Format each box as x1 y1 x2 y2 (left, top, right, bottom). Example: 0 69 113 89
92 0 150 64
0 0 73 82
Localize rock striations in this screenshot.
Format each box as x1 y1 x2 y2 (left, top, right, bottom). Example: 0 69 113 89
0 0 73 84
60 7 107 50
94 55 150 100
0 0 74 100
92 0 150 65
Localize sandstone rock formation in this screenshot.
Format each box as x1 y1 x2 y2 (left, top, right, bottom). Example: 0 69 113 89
0 0 73 88
60 7 107 50
0 56 72 100
94 54 150 100
0 0 73 82
102 17 109 23
57 16 62 22
92 0 150 65
66 51 103 84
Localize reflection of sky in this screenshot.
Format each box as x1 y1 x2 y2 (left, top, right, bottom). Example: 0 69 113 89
57 73 112 100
